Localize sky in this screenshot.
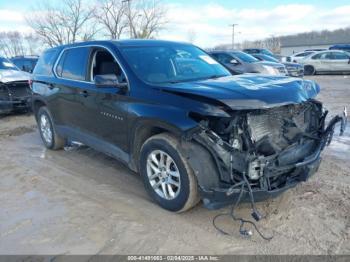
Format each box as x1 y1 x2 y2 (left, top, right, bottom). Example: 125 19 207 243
0 0 350 47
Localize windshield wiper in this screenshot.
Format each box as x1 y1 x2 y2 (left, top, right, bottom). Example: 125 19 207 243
207 74 224 79
166 75 226 84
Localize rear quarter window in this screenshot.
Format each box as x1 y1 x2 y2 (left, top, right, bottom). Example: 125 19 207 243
33 49 60 76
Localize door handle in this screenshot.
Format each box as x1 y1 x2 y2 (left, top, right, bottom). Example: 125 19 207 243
79 90 89 97
48 83 54 90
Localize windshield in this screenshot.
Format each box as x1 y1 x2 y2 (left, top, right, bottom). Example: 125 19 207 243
231 51 259 63
0 58 18 70
120 45 230 84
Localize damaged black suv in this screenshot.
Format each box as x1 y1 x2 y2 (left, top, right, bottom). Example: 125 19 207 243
32 40 347 212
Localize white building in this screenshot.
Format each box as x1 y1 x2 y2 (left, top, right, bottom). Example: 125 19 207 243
280 28 350 56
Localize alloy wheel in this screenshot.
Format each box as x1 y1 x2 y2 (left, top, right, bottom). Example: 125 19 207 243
40 114 53 145
146 150 181 200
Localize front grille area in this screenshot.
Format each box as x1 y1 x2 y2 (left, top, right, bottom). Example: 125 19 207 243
6 81 31 99
247 103 316 154
0 86 10 101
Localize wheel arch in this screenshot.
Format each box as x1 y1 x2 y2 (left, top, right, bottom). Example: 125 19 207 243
304 64 316 75
129 119 186 172
129 119 221 192
32 98 47 119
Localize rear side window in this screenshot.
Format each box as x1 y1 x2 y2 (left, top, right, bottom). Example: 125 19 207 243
331 52 349 60
56 47 89 81
33 49 59 76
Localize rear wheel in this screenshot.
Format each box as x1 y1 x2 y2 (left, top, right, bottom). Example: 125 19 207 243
139 133 199 212
304 65 316 75
37 106 66 150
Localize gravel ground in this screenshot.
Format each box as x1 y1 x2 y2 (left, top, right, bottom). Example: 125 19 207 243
0 75 349 255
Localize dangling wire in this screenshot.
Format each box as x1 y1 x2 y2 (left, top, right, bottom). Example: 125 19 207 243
212 176 274 241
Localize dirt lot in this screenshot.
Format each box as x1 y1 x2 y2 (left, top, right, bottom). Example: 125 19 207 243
0 75 349 255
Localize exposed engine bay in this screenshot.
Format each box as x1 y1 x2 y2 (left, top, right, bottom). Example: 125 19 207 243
182 99 347 239
185 100 347 208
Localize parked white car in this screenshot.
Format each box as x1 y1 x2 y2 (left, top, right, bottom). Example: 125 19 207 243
301 50 350 75
286 51 315 63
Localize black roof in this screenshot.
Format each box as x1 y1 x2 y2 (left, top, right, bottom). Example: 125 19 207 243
50 39 191 50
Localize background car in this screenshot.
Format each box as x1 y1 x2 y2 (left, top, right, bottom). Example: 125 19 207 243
301 50 350 75
304 48 327 52
210 50 287 76
251 53 304 77
286 51 315 63
11 55 39 73
329 44 350 52
0 57 31 114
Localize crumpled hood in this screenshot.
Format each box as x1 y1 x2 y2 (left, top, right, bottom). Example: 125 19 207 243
160 74 320 110
0 69 30 83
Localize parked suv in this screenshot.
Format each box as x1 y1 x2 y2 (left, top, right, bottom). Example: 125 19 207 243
0 57 31 114
209 50 287 75
329 44 350 52
11 55 39 73
32 40 347 212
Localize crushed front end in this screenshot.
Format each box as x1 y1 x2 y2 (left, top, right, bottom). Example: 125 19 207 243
184 100 347 209
0 81 32 114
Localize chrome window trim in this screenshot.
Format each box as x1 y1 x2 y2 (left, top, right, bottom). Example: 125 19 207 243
53 44 130 89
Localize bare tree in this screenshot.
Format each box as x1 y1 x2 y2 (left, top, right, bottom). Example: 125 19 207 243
0 31 43 57
126 0 168 39
26 0 96 47
264 36 280 53
94 0 128 39
24 33 43 56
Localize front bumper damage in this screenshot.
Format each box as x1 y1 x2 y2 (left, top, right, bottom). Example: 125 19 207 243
182 101 347 209
0 81 32 114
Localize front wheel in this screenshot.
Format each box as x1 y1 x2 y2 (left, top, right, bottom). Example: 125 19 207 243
37 106 66 150
139 133 200 212
304 65 316 75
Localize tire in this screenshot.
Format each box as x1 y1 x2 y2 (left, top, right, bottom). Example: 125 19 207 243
140 133 200 212
37 106 66 150
304 65 316 76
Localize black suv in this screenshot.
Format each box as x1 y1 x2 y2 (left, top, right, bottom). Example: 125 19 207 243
32 40 347 212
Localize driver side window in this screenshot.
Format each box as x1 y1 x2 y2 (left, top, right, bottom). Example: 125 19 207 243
89 48 126 83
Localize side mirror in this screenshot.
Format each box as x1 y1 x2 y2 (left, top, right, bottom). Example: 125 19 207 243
230 59 239 65
94 74 128 90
